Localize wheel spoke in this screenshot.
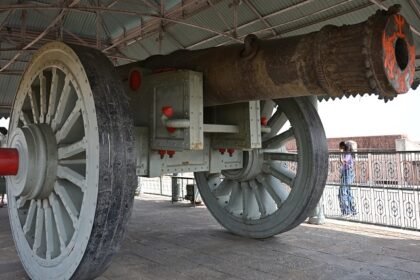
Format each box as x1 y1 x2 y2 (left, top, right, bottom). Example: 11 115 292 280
257 179 278 215
33 200 44 255
39 72 47 123
225 183 242 215
260 100 275 119
16 197 27 208
207 173 222 191
43 199 58 260
241 182 251 220
46 68 59 124
54 181 80 227
59 158 86 165
263 151 298 162
58 137 87 159
249 180 267 218
55 100 82 143
264 162 295 186
28 90 40 124
57 165 86 192
49 192 70 250
212 179 233 197
262 127 294 149
263 110 288 140
51 77 71 132
20 111 30 126
256 175 288 207
23 200 37 235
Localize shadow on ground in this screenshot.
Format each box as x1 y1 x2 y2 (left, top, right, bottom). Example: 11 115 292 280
1 195 420 280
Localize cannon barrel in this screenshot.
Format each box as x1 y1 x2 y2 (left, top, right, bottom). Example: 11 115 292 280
124 7 415 106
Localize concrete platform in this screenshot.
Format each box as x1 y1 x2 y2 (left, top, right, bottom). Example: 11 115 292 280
2 194 420 280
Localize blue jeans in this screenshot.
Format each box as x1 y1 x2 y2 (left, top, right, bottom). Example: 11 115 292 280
338 169 357 215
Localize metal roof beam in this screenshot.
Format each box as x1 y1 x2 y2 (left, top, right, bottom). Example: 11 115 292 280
244 0 361 39
0 0 96 73
242 0 278 38
0 8 68 73
408 0 420 20
0 58 29 63
98 5 241 52
0 26 102 48
20 9 27 45
232 0 238 38
368 0 420 36
0 1 238 53
31 7 93 47
186 0 314 49
140 0 160 12
101 0 229 52
207 0 231 31
0 70 24 76
0 10 14 32
105 0 119 9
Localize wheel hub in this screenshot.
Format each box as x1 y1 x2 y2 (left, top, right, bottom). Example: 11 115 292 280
8 124 57 200
223 149 264 182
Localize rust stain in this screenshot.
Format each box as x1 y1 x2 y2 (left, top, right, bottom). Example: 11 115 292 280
382 15 415 94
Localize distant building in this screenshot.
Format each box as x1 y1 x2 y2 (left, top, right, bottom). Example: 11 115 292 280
327 135 420 151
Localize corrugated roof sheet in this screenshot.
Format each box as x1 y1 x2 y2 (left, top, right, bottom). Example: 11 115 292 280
0 0 419 118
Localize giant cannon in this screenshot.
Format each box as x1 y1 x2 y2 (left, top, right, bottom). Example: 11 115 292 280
0 6 416 280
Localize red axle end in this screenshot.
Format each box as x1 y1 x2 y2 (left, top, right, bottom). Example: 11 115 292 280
0 148 19 176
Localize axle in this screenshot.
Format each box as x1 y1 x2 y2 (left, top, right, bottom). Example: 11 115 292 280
0 148 19 176
121 6 415 106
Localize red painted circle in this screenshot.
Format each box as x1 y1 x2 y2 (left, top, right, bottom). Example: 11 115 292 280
382 14 416 94
261 117 268 126
162 106 174 118
166 127 177 133
129 70 142 91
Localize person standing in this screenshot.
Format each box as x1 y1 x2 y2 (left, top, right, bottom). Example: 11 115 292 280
338 141 357 216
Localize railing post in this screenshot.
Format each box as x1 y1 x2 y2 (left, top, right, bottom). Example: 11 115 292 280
159 175 163 195
368 152 373 187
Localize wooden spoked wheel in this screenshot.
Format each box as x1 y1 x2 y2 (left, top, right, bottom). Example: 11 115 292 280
6 42 136 280
195 97 328 238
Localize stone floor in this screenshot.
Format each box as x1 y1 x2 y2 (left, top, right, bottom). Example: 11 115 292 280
2 194 420 280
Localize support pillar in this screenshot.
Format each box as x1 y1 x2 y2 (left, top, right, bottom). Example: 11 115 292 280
171 173 180 202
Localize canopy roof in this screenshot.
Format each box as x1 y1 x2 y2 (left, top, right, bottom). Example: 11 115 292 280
0 0 419 118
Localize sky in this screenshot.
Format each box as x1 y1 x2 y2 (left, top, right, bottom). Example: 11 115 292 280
318 88 420 142
0 88 419 141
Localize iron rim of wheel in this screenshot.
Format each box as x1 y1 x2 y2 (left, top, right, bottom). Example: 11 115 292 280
195 98 328 238
7 42 101 279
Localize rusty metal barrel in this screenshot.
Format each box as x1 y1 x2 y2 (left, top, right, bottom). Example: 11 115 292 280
124 7 416 106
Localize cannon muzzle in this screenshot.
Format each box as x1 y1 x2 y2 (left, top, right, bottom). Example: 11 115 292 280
124 6 415 106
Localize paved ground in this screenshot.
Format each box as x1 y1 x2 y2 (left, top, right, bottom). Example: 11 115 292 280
2 194 420 280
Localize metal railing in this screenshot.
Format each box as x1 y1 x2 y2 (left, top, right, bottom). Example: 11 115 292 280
138 175 195 200
323 151 420 230
137 151 420 231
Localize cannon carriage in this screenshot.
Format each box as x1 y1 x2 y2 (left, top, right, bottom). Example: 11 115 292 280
0 5 417 280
